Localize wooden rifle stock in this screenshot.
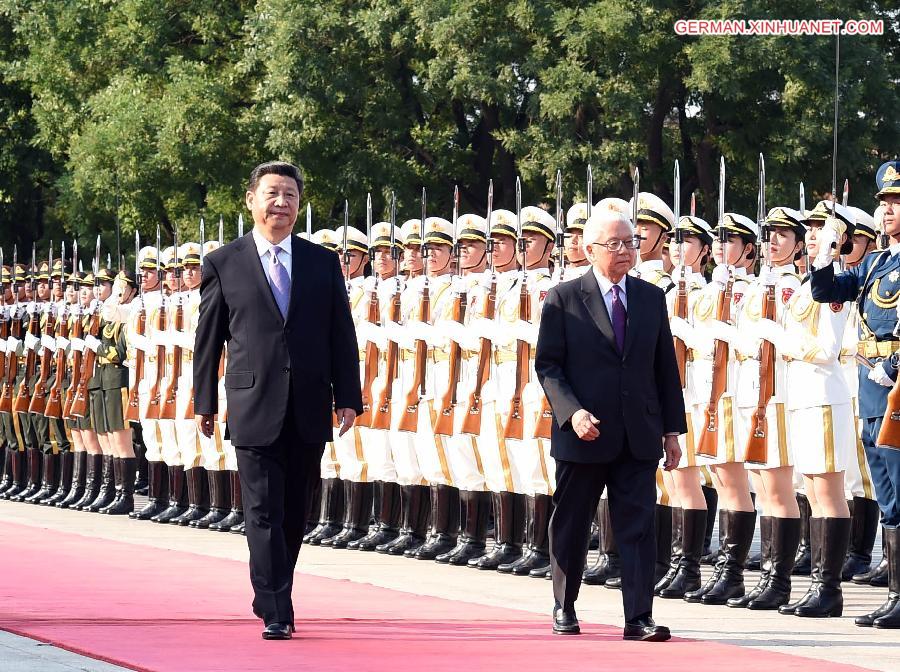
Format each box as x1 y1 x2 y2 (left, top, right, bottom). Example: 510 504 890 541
461 276 496 436
398 283 430 433
744 283 777 465
62 311 84 419
434 287 466 436
28 307 57 414
356 286 381 428
44 312 69 418
70 310 101 418
371 284 401 431
877 368 900 451
145 300 167 420
159 297 183 420
12 308 40 413
125 303 146 422
503 276 530 441
697 276 733 458
0 311 12 413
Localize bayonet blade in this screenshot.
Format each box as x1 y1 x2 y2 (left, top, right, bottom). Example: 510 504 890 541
238 213 244 238
842 178 849 207
586 165 593 220
306 203 312 239
800 182 806 214
673 160 681 224
718 157 725 227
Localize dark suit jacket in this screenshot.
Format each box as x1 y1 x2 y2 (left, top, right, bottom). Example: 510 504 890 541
193 232 363 447
535 271 686 463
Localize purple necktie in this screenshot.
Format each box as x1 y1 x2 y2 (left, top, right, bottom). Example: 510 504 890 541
268 247 291 319
611 284 626 352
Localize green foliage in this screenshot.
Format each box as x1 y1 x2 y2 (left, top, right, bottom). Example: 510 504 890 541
1 0 897 260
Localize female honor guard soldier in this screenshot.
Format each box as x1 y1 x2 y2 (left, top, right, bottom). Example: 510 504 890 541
54 272 85 508
656 215 713 599
755 204 855 617
687 212 758 604
93 269 138 515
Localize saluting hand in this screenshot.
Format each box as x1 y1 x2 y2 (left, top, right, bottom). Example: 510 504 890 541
571 409 600 441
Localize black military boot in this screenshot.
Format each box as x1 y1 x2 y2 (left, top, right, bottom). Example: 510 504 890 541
0 447 13 496
11 448 42 501
328 481 375 549
132 424 148 495
104 457 136 516
502 494 552 576
414 485 460 560
152 465 187 523
0 449 25 500
794 517 850 618
353 481 401 551
72 454 103 510
211 471 243 532
57 451 86 508
320 480 356 547
583 498 621 585
98 457 125 513
746 517 800 610
84 456 116 512
792 493 812 576
687 510 756 605
655 507 685 594
659 508 706 598
190 470 229 528
438 490 491 565
379 484 430 556
304 478 345 544
854 533 889 586
843 496 880 580
700 485 719 561
470 492 526 570
728 516 773 608
173 467 210 526
862 526 900 629
43 451 72 506
130 460 169 520
28 452 59 504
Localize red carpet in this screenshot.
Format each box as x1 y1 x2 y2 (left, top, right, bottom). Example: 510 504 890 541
0 521 867 672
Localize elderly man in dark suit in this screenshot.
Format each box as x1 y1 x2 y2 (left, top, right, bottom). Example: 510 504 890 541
535 208 685 641
193 161 362 640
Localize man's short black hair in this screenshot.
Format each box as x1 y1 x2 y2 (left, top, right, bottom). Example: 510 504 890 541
248 161 304 195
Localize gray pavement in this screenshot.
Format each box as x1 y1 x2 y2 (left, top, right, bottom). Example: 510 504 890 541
0 630 130 672
1 498 897 671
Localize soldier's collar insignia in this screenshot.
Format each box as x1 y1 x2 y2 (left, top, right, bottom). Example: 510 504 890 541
889 270 899 283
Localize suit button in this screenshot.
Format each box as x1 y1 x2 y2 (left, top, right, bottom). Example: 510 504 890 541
283 367 291 373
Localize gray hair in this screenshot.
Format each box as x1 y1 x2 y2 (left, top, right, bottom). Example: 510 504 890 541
582 210 634 256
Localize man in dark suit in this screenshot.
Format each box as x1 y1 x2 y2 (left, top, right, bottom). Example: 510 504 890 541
535 209 685 641
193 161 363 640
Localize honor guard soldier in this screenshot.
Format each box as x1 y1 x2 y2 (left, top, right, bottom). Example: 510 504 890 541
326 224 375 549
351 221 404 551
688 212 759 602
810 160 900 629
0 264 28 501
656 214 714 599
128 246 168 521
0 265 14 497
561 203 591 280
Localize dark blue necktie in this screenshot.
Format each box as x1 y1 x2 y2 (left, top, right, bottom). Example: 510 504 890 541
611 284 626 352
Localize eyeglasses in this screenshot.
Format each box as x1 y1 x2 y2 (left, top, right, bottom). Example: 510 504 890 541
589 236 642 252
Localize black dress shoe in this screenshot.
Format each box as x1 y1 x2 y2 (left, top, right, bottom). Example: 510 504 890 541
262 622 292 640
552 605 580 635
623 616 671 642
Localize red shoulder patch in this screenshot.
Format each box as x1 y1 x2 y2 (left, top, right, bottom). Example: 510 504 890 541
781 288 795 304
539 290 548 302
830 301 843 313
732 292 743 304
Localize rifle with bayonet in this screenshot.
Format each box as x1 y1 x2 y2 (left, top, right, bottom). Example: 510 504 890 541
29 244 57 415
672 160 688 388
503 177 528 441
357 194 379 429
125 232 145 422
62 243 83 419
371 192 401 431
160 227 183 421
70 237 103 418
13 247 40 413
145 226 166 420
435 186 464 437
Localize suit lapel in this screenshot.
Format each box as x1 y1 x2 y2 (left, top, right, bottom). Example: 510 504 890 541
285 235 309 323
580 272 618 352
242 232 283 321
622 275 642 359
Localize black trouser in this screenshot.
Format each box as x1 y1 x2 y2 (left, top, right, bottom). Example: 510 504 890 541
235 413 323 627
550 452 658 622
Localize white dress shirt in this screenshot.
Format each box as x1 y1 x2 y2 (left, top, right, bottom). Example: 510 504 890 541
592 267 628 317
252 227 293 284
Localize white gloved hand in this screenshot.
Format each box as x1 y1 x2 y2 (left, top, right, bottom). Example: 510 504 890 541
24 332 40 351
85 334 102 352
56 336 70 351
41 334 57 352
711 264 731 286
512 320 539 346
6 337 20 353
868 364 894 388
756 318 787 350
69 337 85 353
384 320 415 350
130 333 149 352
362 275 377 293
444 320 480 351
408 320 435 345
708 321 738 346
0 339 5 354
758 268 778 287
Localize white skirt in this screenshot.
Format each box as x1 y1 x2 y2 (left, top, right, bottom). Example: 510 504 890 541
789 403 855 476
